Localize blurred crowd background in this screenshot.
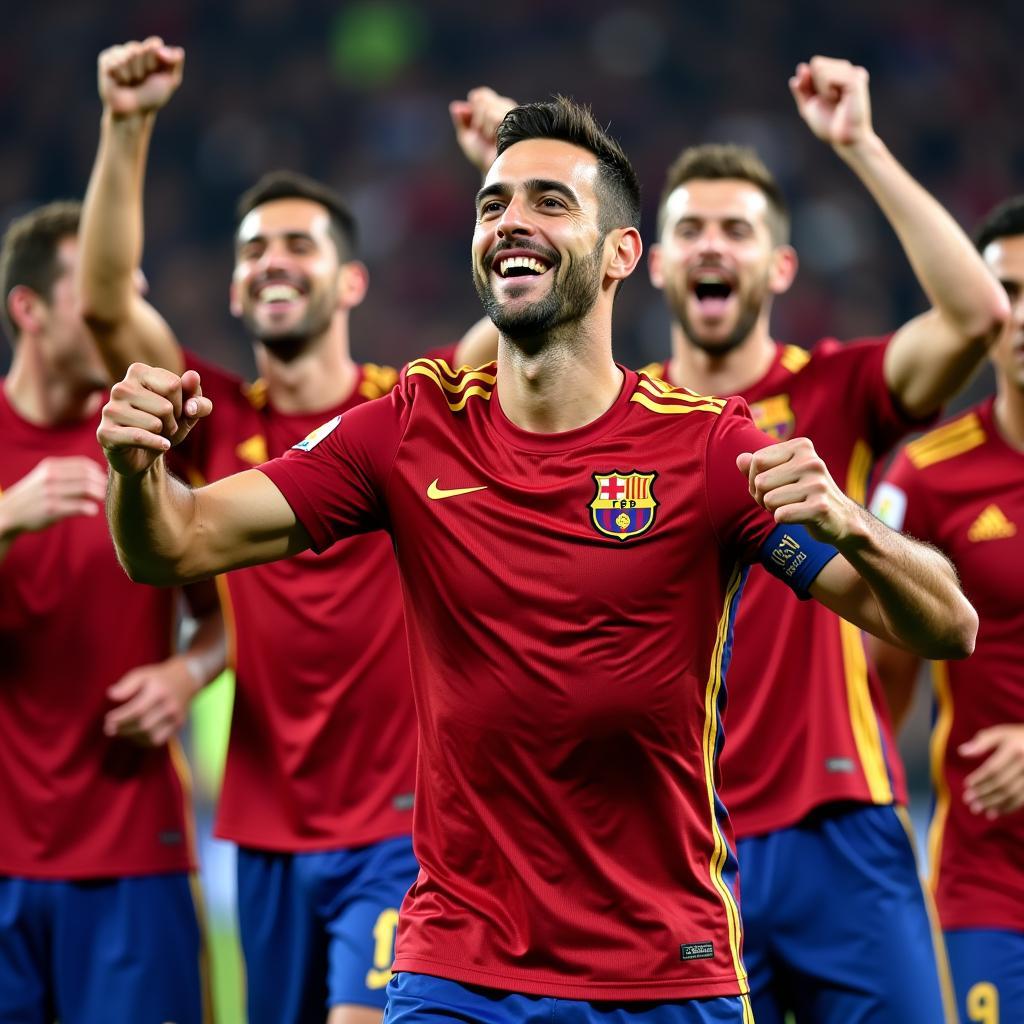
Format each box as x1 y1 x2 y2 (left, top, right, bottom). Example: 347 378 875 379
4 1 1022 1018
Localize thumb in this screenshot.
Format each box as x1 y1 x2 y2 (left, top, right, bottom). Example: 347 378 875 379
736 452 753 475
959 727 1003 758
180 370 212 421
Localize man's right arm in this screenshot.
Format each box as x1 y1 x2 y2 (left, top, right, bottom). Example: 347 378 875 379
99 364 309 584
79 37 186 377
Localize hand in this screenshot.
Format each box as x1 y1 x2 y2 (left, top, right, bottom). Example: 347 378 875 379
0 457 107 541
97 363 212 478
105 655 202 746
961 725 1024 818
98 36 184 118
789 56 873 149
449 87 517 174
737 436 855 544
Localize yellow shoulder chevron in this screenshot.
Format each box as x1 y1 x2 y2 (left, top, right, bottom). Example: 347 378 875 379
631 374 727 416
906 412 985 470
406 358 496 412
359 363 399 401
780 345 811 374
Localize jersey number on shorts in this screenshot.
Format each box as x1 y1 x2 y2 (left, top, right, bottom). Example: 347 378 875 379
967 982 999 1024
365 908 400 990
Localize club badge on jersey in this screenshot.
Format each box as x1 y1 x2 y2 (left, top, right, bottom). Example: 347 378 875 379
590 471 659 541
749 394 795 441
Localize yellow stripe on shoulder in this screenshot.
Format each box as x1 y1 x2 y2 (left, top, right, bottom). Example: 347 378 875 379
631 373 727 416
780 345 811 374
906 412 985 469
637 360 667 380
406 358 495 411
359 363 400 401
243 378 269 411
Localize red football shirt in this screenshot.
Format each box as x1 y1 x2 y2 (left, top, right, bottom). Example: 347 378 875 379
0 385 193 878
259 359 836 1000
646 339 917 837
183 353 417 851
872 399 1024 932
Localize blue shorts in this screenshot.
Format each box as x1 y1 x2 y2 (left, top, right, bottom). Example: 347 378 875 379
237 834 418 1023
384 972 754 1023
736 803 956 1024
0 872 205 1024
945 928 1024 1023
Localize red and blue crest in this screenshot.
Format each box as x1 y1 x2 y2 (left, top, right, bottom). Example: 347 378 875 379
590 471 659 541
749 394 794 441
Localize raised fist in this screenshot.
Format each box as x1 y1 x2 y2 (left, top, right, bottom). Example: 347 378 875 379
98 36 184 118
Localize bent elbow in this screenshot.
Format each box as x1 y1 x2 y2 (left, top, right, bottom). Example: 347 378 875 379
117 551 186 588
929 603 979 661
966 290 1011 350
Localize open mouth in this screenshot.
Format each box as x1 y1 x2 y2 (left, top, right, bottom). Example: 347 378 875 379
493 250 554 280
692 273 733 301
253 279 307 304
690 271 735 317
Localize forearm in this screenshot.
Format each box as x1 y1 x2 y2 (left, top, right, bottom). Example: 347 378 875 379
80 110 154 326
180 605 228 690
108 457 202 586
838 135 1006 337
835 507 976 659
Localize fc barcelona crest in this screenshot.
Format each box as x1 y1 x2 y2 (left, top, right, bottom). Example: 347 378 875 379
749 394 794 441
590 471 659 541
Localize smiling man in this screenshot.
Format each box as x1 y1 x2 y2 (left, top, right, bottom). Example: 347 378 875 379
643 57 1009 1023
96 97 977 1024
78 37 496 1024
869 196 1024 1024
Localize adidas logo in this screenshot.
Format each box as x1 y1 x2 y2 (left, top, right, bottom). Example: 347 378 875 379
967 504 1017 542
235 434 269 465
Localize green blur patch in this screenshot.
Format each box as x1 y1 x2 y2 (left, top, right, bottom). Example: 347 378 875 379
330 3 428 85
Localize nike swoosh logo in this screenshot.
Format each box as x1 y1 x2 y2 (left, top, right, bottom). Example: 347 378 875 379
427 478 488 500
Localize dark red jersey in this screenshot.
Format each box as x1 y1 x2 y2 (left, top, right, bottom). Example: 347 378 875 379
872 399 1024 932
259 359 837 1000
183 353 416 851
0 386 193 878
644 339 919 838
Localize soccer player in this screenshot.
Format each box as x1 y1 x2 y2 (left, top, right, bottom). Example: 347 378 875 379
869 196 1024 1023
0 202 225 1023
641 57 1009 1021
79 38 496 1024
97 96 977 1024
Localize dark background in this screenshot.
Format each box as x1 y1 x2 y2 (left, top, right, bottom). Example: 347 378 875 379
3 0 1022 384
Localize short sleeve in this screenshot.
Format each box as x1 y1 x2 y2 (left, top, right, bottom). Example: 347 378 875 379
258 384 409 553
826 336 937 456
870 449 929 541
706 399 839 598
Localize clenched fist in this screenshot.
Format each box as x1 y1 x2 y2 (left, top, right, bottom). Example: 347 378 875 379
98 36 184 118
790 56 874 150
97 363 212 478
737 435 857 545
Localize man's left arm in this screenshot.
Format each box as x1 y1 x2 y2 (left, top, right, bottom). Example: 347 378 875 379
739 436 977 659
793 56 1009 417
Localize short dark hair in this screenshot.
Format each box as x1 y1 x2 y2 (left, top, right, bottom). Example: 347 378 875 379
0 200 81 342
235 170 359 261
657 143 790 245
974 195 1024 254
495 96 641 233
